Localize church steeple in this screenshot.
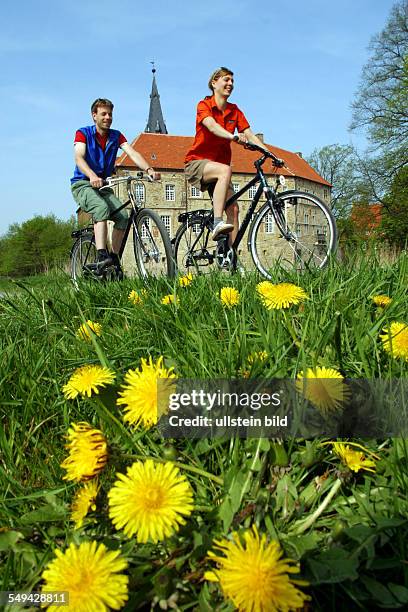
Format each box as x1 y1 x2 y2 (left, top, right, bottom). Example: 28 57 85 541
145 63 168 134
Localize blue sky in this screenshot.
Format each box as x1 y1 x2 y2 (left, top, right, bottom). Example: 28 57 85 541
1 0 396 235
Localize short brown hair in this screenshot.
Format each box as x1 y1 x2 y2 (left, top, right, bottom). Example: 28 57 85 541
91 98 114 114
208 67 233 92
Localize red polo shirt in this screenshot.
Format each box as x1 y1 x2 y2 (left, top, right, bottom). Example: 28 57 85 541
185 95 250 165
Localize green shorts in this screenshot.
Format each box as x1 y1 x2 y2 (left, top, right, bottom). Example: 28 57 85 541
71 180 128 230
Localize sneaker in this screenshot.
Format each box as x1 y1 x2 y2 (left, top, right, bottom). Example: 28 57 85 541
95 254 113 272
212 220 234 240
110 253 124 280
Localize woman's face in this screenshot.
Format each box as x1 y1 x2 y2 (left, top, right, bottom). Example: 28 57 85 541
212 73 234 97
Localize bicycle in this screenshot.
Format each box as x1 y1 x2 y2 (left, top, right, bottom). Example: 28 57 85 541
70 173 175 286
173 143 337 278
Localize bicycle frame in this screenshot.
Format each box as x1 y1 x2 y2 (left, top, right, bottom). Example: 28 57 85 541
220 154 286 251
71 174 157 269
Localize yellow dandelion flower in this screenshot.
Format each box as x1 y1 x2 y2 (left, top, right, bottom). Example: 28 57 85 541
256 281 308 310
76 320 102 342
71 480 99 529
380 321 408 361
41 541 128 612
179 273 193 287
63 365 115 400
161 294 180 306
128 290 143 305
247 350 269 365
372 294 392 307
117 356 176 428
296 366 350 416
220 287 240 308
205 525 310 612
330 441 377 473
61 422 108 482
108 459 194 543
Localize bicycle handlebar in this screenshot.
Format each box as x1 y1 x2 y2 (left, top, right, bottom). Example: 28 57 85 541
243 141 285 167
99 173 156 191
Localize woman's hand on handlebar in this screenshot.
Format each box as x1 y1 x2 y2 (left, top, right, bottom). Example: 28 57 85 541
232 133 248 145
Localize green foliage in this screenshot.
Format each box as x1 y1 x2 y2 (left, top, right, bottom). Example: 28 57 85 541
351 1 408 194
380 166 408 248
0 215 74 277
306 144 360 219
0 259 407 609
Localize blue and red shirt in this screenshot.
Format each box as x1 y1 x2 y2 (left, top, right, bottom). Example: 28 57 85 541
71 125 127 184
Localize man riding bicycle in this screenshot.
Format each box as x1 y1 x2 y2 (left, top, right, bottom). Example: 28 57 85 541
71 98 160 274
184 67 268 243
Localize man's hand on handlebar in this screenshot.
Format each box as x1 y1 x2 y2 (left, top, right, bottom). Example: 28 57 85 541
90 175 105 189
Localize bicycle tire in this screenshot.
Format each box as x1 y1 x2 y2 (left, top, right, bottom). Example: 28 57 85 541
249 190 337 278
70 232 97 287
174 214 215 275
133 208 175 279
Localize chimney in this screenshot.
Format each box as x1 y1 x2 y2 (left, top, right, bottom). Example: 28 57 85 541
295 152 303 158
255 133 264 142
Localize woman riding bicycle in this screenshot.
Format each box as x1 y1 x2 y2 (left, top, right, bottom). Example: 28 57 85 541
184 67 268 243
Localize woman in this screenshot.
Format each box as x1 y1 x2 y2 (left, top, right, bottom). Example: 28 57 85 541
184 67 267 241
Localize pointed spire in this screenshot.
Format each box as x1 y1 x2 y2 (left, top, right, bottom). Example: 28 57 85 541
145 62 168 134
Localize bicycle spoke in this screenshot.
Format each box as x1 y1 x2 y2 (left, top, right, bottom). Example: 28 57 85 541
250 191 337 277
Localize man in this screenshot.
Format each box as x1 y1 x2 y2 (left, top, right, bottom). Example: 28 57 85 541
184 67 268 242
71 98 159 273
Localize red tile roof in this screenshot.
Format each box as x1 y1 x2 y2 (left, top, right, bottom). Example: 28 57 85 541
116 133 331 186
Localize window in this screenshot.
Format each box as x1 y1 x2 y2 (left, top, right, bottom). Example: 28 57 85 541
232 183 240 193
165 184 176 201
192 223 202 234
133 183 145 202
141 218 150 239
304 212 309 226
160 215 171 236
248 184 257 199
264 212 274 234
296 224 302 237
191 186 202 198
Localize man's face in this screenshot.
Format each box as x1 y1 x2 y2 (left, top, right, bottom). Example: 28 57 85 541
212 73 234 97
92 105 113 131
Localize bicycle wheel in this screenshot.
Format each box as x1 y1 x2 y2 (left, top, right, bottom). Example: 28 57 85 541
249 190 337 278
174 214 214 275
70 232 97 286
133 209 175 278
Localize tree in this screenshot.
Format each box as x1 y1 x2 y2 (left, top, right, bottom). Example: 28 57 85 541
380 166 408 247
306 144 360 218
351 1 408 193
0 215 74 277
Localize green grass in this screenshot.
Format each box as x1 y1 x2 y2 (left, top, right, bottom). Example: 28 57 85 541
1 254 408 610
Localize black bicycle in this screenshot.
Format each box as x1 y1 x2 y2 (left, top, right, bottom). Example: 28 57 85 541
173 143 337 278
70 174 175 286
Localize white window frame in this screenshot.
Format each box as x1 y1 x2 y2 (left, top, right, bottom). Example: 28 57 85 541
190 186 202 198
160 214 171 236
141 217 150 239
165 184 176 201
248 184 257 199
264 212 274 234
133 182 145 202
232 182 240 193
